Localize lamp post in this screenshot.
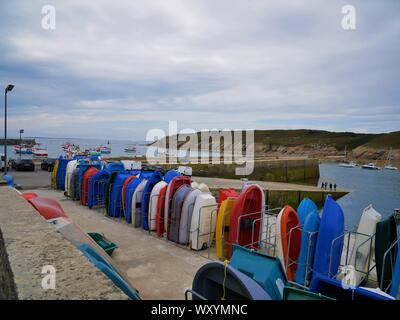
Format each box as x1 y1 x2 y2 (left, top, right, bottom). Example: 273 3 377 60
4 84 14 175
19 129 24 160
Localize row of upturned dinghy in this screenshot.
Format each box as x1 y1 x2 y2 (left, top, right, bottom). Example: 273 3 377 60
190 196 400 300
51 157 400 300
54 157 221 251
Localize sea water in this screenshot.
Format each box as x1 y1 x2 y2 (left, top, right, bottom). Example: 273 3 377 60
319 163 400 229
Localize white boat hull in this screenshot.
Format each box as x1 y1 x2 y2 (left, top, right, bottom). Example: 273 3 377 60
131 179 147 227
148 181 167 231
339 163 356 168
190 193 217 250
347 205 382 285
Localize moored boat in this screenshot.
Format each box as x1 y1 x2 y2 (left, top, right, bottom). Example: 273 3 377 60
361 163 380 170
14 145 33 154
100 146 111 154
32 147 48 158
124 145 136 153
339 161 357 168
339 146 357 168
384 147 398 170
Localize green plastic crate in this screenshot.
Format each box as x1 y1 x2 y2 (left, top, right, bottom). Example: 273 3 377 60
88 232 118 256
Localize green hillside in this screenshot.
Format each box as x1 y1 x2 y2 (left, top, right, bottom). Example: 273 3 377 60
254 130 399 151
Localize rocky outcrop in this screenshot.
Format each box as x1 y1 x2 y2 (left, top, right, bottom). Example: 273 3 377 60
350 146 400 161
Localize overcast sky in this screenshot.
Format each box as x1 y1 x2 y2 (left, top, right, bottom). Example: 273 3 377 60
1 0 399 140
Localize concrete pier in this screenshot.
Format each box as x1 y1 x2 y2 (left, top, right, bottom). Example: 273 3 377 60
193 176 349 209
0 187 127 300
5 187 210 300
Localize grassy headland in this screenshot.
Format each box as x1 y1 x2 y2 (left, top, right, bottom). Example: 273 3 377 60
151 129 400 162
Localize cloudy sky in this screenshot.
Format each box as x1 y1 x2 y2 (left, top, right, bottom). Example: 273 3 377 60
1 0 399 140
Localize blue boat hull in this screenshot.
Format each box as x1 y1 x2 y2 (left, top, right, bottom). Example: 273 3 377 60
297 198 318 227
88 170 109 208
295 209 321 285
312 196 344 280
310 274 393 300
141 172 163 230
79 243 141 300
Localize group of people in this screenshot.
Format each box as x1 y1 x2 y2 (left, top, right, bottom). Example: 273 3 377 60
321 181 337 191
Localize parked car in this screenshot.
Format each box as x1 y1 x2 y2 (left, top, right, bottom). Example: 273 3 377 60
11 159 35 171
41 158 56 172
0 154 5 171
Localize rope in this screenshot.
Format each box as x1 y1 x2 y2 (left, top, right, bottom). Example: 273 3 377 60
221 259 229 300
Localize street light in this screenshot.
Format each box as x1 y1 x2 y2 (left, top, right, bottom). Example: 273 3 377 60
4 84 14 175
19 129 24 160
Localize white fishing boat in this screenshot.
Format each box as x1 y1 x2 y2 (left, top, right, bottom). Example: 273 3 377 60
32 147 48 158
361 162 380 170
124 145 136 153
339 162 357 168
339 145 357 168
384 147 398 170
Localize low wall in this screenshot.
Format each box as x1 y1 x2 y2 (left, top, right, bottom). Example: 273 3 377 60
0 187 127 300
209 188 347 210
158 158 319 182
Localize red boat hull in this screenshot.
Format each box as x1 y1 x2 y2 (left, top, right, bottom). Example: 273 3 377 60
228 185 263 258
81 167 99 206
156 185 168 237
278 205 301 281
122 176 137 209
28 197 68 220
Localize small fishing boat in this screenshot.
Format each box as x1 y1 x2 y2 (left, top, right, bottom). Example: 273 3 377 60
14 145 33 154
100 146 111 154
124 145 136 153
384 148 398 170
339 162 357 168
32 147 48 158
339 145 357 168
361 163 380 170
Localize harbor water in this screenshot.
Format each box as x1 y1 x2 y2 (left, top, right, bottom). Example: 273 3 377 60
319 163 400 229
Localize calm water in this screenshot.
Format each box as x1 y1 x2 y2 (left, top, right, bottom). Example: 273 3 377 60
2 137 149 159
319 163 400 230
2 137 220 159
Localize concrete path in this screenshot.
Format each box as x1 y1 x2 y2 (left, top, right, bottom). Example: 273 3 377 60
192 176 349 193
28 188 210 300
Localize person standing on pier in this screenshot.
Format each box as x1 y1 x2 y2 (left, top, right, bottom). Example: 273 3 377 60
334 183 337 191
329 183 332 191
